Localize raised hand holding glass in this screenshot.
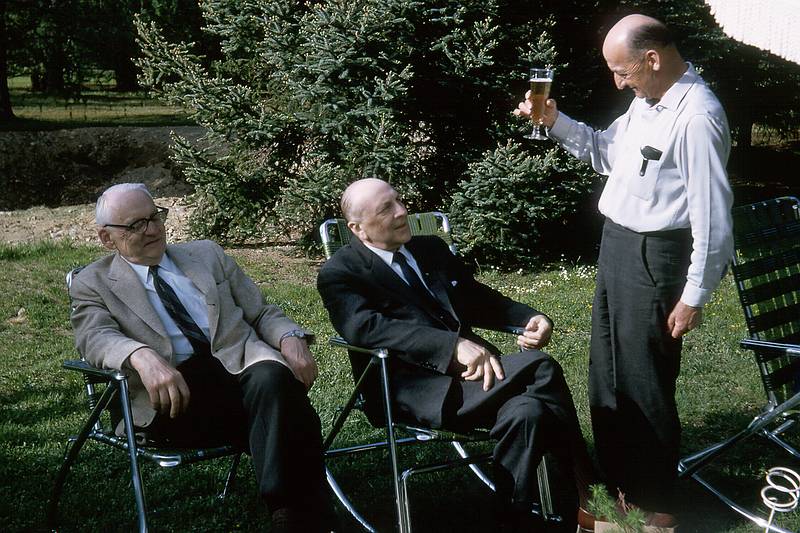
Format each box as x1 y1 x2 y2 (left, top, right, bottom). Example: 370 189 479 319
523 67 554 141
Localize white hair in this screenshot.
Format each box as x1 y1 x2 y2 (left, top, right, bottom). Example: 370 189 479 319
95 183 153 226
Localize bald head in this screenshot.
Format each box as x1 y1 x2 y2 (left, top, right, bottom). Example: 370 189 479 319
603 15 674 60
603 14 674 62
341 178 391 222
340 178 411 251
602 14 685 102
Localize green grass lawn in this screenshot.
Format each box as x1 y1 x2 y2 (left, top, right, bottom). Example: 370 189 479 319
0 240 797 532
3 76 192 131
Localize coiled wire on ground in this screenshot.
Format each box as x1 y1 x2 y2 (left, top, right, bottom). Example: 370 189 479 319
761 467 800 533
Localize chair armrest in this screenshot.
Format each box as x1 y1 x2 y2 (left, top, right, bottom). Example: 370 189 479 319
63 359 127 380
329 336 389 357
740 339 800 358
497 325 525 336
329 326 524 356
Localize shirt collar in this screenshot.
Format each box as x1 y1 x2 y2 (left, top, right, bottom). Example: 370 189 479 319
363 242 411 267
121 253 176 286
651 62 697 111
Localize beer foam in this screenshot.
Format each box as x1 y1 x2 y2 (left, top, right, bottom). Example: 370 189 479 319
529 77 552 82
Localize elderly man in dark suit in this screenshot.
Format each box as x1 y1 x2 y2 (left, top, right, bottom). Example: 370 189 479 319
317 178 597 532
70 182 332 532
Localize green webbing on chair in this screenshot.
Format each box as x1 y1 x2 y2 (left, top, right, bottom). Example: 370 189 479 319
409 212 453 248
320 219 353 259
320 212 454 260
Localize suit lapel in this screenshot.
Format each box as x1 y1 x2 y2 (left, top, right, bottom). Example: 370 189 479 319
405 239 458 319
351 237 419 305
351 237 459 328
107 253 168 338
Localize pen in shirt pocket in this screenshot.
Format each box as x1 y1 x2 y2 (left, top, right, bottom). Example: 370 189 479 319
639 145 663 176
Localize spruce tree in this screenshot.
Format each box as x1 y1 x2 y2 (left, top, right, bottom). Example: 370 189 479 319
137 0 595 258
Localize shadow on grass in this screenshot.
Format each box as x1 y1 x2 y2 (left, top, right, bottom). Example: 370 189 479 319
0 115 196 132
678 407 800 533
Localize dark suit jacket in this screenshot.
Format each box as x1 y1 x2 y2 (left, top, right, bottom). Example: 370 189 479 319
317 235 546 427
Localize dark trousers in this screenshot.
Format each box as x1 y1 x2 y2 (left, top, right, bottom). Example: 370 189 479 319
148 357 327 513
440 350 590 508
589 219 690 511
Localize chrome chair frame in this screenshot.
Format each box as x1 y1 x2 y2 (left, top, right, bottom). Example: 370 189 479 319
320 213 559 532
678 196 800 533
47 268 243 533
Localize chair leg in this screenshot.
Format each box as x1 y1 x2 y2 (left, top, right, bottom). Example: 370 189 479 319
323 357 383 532
763 419 800 459
398 452 493 532
678 398 800 533
46 382 119 530
680 393 800 479
377 351 410 533
118 378 148 533
536 456 553 519
688 470 796 533
323 358 379 451
218 453 241 500
451 441 495 491
326 467 378 532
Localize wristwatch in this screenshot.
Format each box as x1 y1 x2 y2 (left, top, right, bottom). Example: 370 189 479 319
280 329 307 343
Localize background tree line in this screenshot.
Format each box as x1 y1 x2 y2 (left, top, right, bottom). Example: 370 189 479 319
3 0 799 266
0 0 211 110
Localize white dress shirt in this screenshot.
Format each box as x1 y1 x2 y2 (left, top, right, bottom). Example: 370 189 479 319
549 64 734 307
124 254 210 365
364 243 435 295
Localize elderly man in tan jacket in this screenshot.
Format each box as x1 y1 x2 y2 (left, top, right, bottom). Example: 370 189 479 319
70 182 332 532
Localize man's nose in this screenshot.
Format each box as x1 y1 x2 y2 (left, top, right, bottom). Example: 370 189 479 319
613 74 625 90
396 203 408 217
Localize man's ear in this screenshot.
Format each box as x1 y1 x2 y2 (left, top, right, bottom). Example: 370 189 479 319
347 220 367 242
646 49 660 71
98 228 116 251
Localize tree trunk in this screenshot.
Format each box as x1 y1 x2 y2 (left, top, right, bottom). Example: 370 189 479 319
113 56 139 92
42 50 66 94
0 0 14 121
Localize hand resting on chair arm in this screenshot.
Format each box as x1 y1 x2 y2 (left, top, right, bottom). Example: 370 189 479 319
127 347 190 419
279 336 318 390
516 314 553 351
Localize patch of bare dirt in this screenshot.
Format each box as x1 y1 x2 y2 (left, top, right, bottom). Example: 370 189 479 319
0 126 203 244
0 196 193 244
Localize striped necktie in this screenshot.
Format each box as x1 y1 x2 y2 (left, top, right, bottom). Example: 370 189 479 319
150 265 211 357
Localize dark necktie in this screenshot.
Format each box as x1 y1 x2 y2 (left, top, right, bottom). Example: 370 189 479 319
150 265 211 357
393 252 459 331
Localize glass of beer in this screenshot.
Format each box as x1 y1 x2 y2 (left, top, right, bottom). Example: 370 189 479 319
524 67 554 140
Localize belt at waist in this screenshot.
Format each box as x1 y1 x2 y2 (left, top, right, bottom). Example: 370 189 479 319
604 218 691 242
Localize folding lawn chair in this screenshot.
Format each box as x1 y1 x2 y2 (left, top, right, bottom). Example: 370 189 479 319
678 196 800 533
319 212 559 533
46 267 244 533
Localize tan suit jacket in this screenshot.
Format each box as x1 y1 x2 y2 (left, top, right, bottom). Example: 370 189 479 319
70 239 306 431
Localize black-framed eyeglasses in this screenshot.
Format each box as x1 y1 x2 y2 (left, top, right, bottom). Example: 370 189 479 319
104 206 169 234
